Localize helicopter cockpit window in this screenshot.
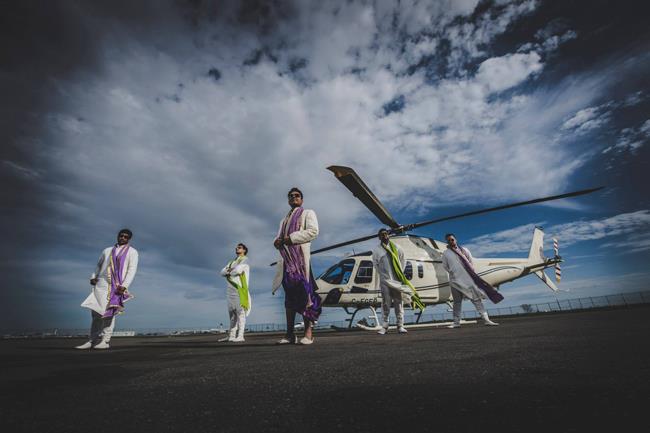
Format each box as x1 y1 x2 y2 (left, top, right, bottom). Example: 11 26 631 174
354 260 373 284
321 259 356 285
404 261 413 280
418 263 424 278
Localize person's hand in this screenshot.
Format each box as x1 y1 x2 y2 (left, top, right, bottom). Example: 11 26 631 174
283 236 293 246
90 278 98 286
274 238 283 249
116 285 127 295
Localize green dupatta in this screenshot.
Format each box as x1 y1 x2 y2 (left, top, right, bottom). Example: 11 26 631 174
225 255 250 311
383 241 425 311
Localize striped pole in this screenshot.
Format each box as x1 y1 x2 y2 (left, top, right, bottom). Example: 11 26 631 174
553 238 561 282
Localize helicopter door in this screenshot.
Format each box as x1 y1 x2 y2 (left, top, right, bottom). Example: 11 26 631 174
352 260 373 293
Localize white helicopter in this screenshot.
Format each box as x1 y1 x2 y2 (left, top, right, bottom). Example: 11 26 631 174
308 166 602 329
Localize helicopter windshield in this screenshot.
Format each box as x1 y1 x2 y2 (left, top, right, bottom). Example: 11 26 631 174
320 259 355 285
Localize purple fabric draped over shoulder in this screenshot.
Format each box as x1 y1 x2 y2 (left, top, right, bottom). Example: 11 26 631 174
279 207 322 321
452 246 504 304
103 245 134 318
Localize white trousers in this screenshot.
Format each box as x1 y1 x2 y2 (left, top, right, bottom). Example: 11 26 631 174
380 285 404 328
451 285 488 324
228 306 246 338
89 311 116 343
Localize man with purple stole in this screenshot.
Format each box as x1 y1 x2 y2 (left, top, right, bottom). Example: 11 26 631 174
442 233 501 328
272 187 321 345
76 229 139 350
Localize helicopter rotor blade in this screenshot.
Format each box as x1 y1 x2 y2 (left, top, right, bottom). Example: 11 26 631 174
303 186 604 260
327 165 401 229
405 186 605 231
269 232 379 265
310 232 380 255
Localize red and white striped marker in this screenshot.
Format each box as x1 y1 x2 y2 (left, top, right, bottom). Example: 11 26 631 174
552 238 561 282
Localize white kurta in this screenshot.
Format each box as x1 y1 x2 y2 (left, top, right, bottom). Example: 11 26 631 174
442 246 485 301
220 257 251 316
372 243 406 291
81 245 139 315
373 242 408 327
272 208 319 293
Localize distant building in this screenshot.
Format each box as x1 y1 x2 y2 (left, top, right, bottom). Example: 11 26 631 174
112 330 135 337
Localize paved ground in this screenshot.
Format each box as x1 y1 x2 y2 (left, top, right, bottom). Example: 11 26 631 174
2 306 650 433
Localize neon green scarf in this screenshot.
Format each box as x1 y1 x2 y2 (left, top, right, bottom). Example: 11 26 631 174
225 255 250 311
383 241 425 311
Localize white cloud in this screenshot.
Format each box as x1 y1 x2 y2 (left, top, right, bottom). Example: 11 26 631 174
600 231 650 254
603 119 650 154
475 52 543 93
7 0 647 329
561 105 610 133
466 210 650 256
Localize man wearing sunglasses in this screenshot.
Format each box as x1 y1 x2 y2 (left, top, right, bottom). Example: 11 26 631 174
272 187 321 345
76 228 139 350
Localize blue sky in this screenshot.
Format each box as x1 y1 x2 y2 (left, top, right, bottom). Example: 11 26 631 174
1 0 649 330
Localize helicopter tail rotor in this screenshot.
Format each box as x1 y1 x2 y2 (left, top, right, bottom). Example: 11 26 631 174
553 237 562 283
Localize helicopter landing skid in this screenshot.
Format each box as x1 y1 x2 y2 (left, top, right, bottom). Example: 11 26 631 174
344 306 382 330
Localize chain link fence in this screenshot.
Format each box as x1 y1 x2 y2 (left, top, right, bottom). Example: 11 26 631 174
4 290 650 338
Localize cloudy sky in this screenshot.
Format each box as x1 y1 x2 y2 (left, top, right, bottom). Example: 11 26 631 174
1 0 649 331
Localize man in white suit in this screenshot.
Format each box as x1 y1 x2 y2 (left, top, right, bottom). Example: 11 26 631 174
373 228 409 335
272 187 321 345
442 233 499 328
219 243 251 343
76 228 139 350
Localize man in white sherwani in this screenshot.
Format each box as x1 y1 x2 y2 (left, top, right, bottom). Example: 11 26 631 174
373 229 409 335
219 243 251 343
76 229 139 350
272 187 321 345
442 233 498 328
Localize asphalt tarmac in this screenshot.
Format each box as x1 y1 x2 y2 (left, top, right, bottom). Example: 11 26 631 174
2 306 649 433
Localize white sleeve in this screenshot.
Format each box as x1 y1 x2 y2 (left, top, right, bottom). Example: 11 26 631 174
398 247 406 270
464 248 474 266
289 210 319 244
441 251 450 273
122 249 139 288
91 251 105 278
372 249 380 268
219 264 230 276
274 219 284 242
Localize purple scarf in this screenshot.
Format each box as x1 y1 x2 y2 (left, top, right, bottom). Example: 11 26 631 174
451 246 504 304
280 207 321 321
103 244 134 318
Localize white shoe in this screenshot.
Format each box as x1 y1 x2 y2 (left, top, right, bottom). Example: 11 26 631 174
93 341 110 350
277 336 296 345
299 337 314 345
231 336 245 342
447 323 461 329
75 341 93 350
484 319 499 326
397 326 408 334
377 327 387 335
